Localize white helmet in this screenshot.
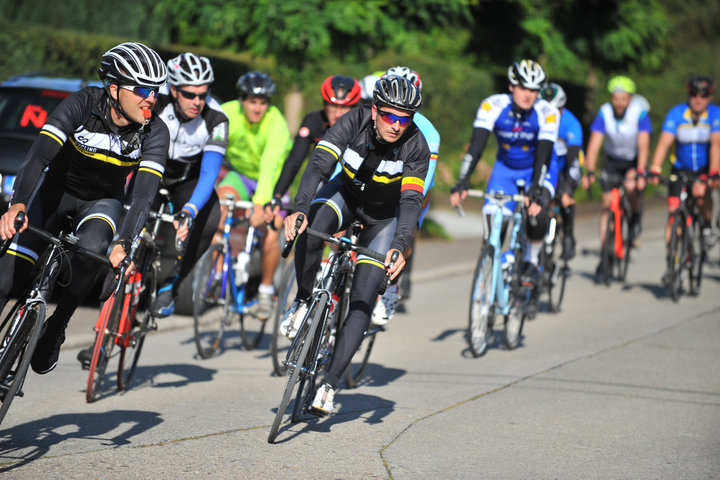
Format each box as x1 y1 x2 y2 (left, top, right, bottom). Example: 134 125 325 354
359 74 381 102
507 59 546 90
98 42 167 88
385 66 422 92
540 82 567 109
167 52 214 86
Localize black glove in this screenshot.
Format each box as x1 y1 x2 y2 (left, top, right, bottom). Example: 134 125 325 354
527 184 544 205
451 178 470 194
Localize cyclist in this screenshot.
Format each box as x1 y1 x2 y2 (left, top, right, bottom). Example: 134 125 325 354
140 52 229 317
582 75 651 280
266 74 361 215
281 75 429 415
371 66 440 325
0 42 169 374
216 71 292 320
450 59 559 288
647 74 720 281
539 82 584 259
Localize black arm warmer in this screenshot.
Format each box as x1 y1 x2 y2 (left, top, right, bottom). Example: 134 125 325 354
457 127 491 183
531 139 555 188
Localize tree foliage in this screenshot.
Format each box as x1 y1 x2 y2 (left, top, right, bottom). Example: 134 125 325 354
150 0 471 84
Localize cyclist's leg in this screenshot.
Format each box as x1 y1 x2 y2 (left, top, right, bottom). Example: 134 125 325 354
320 216 395 390
33 196 121 374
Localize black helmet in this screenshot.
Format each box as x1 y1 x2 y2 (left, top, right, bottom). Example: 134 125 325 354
236 71 276 98
372 75 422 113
98 42 167 87
687 74 715 96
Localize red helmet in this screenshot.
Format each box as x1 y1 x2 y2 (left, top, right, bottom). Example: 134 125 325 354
321 75 361 106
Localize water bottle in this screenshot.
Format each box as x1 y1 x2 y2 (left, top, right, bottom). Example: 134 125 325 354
501 250 514 282
234 251 250 286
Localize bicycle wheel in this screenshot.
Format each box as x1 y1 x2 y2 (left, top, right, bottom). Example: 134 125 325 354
666 212 684 302
600 212 615 286
268 293 326 443
504 284 527 350
239 292 267 351
0 301 45 426
467 246 493 357
618 211 632 282
687 217 704 296
193 243 232 358
86 281 125 403
548 228 568 313
271 262 296 376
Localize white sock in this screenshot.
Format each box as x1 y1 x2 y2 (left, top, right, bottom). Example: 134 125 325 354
524 241 542 265
258 283 275 295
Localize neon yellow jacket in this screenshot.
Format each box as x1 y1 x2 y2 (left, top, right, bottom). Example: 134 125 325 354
221 100 291 204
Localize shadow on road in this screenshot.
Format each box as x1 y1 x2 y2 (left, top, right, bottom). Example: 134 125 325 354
0 409 163 472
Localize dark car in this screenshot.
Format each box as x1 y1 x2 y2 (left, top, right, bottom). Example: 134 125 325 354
0 74 102 213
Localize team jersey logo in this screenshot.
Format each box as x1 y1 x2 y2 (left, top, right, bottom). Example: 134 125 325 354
299 126 310 137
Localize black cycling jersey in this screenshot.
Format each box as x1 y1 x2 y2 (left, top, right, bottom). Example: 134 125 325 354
273 109 330 197
155 91 228 184
294 106 430 253
12 86 169 243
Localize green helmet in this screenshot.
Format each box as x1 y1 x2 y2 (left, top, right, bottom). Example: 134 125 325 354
607 75 636 94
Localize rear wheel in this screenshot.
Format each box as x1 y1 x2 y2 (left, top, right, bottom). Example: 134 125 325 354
0 301 45 426
548 227 568 313
193 244 231 358
688 216 704 296
271 262 297 376
87 283 125 403
666 213 685 302
618 211 632 282
468 246 493 357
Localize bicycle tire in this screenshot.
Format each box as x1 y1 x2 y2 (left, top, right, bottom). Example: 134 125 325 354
193 243 231 358
268 294 326 443
86 280 125 403
618 212 632 283
688 217 703 296
467 246 493 357
504 283 527 350
666 212 684 302
0 301 45 426
548 227 567 313
600 211 615 286
271 262 296 376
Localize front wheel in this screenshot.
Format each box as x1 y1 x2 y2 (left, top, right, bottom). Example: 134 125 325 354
618 211 632 283
666 213 685 302
547 226 568 313
271 262 297 376
86 285 125 403
688 218 704 296
504 285 528 350
0 301 45 426
600 211 615 286
193 244 231 358
468 246 494 357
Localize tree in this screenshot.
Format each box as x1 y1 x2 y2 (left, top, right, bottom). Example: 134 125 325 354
151 0 471 129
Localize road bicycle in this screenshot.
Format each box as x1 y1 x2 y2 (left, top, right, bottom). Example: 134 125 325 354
658 172 706 301
268 215 394 443
0 212 119 424
84 190 177 402
597 173 633 286
537 203 570 313
461 181 533 357
191 197 270 358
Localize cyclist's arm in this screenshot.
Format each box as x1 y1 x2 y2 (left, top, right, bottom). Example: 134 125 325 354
636 114 652 174
253 108 291 206
392 140 430 253
584 131 604 175
531 139 554 192
564 145 583 188
650 131 675 174
710 131 720 176
11 133 63 206
454 127 490 191
183 151 223 217
273 113 316 197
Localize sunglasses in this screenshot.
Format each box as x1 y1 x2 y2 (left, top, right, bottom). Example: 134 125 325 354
689 92 711 98
121 85 159 99
377 109 413 127
178 89 210 101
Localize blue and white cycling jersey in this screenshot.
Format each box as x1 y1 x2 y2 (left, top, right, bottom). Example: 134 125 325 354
661 103 720 172
590 96 651 162
548 108 584 188
473 94 559 212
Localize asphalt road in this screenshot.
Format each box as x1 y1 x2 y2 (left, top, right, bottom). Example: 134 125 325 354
0 203 718 479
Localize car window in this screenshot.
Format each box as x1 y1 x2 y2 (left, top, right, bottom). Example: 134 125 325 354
0 88 70 137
